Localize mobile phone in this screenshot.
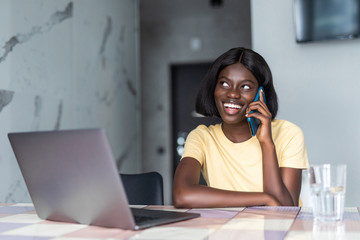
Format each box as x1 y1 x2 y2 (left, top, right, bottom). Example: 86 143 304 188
247 86 266 136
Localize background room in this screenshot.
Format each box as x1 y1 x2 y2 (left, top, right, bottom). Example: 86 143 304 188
1 0 360 206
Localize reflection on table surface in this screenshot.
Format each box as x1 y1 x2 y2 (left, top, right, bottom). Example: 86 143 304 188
0 203 359 239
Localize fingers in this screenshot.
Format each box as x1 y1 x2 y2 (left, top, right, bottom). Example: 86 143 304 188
259 88 265 103
245 88 272 124
246 111 271 125
246 101 271 119
247 89 273 140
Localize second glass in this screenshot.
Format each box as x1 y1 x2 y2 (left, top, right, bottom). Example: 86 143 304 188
309 164 347 222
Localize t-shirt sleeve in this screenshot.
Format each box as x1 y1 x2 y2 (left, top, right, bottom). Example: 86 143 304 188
277 123 309 169
181 126 206 165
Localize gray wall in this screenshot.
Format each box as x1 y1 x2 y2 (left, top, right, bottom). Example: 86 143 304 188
140 0 252 204
252 0 360 206
0 0 141 202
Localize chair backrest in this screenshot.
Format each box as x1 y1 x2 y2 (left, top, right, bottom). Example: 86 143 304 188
120 171 164 205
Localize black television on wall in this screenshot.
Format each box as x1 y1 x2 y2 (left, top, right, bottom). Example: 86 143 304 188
294 0 360 43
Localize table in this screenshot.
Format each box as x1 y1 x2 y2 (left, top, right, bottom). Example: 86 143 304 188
0 203 360 239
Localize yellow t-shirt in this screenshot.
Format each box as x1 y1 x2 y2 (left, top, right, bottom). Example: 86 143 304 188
181 119 309 192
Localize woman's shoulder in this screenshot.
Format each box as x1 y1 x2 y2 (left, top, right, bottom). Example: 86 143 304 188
271 119 304 138
192 123 221 132
272 119 302 129
189 123 222 138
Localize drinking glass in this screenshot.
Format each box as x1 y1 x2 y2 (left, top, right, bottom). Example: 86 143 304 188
309 164 347 222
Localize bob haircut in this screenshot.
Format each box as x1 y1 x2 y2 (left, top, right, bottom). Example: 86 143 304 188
195 47 278 119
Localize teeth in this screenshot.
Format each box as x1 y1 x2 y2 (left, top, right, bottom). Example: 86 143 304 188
224 103 241 109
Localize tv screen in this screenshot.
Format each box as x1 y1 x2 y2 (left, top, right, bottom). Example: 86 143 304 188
294 0 360 43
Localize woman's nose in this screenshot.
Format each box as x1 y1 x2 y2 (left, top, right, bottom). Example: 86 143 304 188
227 88 240 98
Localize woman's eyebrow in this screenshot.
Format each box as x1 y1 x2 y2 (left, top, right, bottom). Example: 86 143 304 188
241 79 257 83
217 77 256 83
217 75 229 80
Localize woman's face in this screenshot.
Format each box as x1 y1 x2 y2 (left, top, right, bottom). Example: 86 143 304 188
214 62 259 125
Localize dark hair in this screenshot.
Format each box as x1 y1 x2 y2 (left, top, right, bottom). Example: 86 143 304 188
195 47 278 119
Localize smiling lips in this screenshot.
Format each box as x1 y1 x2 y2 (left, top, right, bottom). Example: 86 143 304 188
224 102 242 114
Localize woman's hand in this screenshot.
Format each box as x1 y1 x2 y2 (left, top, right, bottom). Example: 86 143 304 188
246 89 299 206
246 89 272 143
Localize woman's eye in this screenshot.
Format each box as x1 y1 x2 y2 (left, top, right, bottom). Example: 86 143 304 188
220 81 229 87
242 85 250 90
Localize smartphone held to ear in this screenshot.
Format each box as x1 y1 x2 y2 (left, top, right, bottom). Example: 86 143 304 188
247 86 266 136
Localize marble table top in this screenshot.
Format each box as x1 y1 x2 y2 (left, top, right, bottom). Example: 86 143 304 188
0 203 360 239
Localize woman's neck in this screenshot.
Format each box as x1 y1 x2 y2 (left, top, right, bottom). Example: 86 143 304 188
221 121 252 143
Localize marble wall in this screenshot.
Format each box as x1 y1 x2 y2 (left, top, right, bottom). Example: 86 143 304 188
0 0 140 202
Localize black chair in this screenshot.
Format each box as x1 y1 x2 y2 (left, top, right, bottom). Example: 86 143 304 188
120 171 164 205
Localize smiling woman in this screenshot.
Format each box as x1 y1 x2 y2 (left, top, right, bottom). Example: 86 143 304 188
214 62 259 126
172 47 309 208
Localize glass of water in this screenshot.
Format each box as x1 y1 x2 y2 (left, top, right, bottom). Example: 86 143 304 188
309 164 347 222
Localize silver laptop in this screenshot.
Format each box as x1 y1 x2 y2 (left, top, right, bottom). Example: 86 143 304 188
8 129 199 230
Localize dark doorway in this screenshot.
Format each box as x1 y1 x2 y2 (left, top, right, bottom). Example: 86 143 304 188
171 63 221 183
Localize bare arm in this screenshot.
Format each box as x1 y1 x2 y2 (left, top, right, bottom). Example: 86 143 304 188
247 89 302 206
172 157 280 208
261 142 302 206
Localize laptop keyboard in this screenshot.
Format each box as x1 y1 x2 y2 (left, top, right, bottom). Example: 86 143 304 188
131 208 164 224
133 214 158 223
129 207 200 229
